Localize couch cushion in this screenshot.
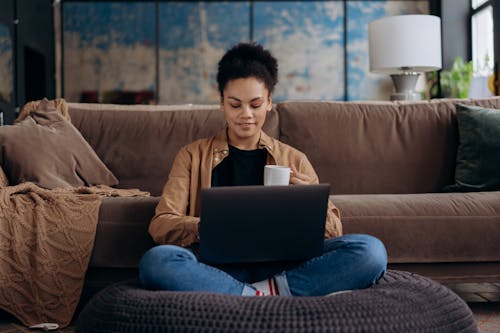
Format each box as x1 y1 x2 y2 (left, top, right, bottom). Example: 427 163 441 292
89 196 159 269
69 103 279 196
0 100 118 189
332 191 500 263
444 104 500 192
278 97 500 194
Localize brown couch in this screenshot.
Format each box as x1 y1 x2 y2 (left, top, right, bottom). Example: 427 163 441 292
66 98 500 300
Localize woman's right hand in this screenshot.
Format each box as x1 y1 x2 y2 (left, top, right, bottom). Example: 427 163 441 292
289 164 312 185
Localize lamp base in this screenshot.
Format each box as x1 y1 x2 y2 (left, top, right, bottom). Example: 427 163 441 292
390 73 422 101
391 92 421 101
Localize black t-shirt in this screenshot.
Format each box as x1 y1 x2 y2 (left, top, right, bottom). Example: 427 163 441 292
211 145 267 187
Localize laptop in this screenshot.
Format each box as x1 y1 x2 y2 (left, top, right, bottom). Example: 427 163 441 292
198 183 330 265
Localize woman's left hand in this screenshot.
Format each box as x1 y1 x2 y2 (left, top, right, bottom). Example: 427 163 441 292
289 164 312 185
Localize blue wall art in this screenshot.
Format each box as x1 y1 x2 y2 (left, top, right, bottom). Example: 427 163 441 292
63 1 429 104
0 23 13 103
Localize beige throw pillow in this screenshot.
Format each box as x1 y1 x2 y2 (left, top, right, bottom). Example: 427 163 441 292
0 99 118 189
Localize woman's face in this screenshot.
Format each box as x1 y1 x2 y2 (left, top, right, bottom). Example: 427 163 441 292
221 77 272 149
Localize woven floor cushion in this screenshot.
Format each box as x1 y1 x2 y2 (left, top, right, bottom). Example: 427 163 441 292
76 270 476 333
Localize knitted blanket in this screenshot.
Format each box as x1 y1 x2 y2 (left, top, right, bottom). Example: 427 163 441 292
0 182 148 328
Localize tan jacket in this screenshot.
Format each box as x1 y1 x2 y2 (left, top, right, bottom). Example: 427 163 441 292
149 129 343 247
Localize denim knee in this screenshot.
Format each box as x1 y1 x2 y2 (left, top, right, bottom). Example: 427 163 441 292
139 245 196 288
358 234 388 283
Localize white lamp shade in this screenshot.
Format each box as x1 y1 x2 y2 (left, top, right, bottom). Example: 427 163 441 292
368 15 442 74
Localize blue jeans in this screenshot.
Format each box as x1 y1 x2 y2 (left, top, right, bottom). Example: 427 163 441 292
139 234 387 296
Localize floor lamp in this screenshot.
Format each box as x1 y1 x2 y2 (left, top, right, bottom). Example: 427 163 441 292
368 15 442 101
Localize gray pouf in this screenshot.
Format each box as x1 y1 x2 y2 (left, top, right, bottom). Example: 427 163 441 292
76 270 476 333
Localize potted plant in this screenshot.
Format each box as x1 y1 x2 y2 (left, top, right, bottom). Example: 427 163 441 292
426 57 473 99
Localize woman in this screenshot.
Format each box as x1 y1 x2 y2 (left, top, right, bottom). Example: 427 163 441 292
139 43 387 296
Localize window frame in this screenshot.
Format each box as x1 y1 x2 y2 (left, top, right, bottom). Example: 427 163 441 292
470 0 494 76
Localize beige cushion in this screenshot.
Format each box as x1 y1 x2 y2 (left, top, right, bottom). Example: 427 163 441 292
278 98 500 194
277 100 457 194
0 99 118 189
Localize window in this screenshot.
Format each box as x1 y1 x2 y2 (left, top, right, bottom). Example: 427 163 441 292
470 0 494 76
472 0 488 9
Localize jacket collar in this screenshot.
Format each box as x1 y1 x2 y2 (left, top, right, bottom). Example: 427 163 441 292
213 128 274 153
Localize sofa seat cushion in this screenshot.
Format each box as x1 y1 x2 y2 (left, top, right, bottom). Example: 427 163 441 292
332 192 500 263
89 196 159 269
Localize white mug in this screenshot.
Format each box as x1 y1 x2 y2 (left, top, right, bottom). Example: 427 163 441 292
264 165 291 186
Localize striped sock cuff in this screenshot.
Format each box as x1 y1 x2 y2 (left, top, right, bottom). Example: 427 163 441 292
251 278 280 296
274 271 292 296
242 284 258 296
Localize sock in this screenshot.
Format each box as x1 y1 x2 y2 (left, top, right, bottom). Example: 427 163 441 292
251 278 280 296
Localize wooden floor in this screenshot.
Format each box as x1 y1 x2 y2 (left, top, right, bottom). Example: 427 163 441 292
447 282 500 302
448 282 500 333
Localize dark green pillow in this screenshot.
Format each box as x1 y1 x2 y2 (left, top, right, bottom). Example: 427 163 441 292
445 103 500 192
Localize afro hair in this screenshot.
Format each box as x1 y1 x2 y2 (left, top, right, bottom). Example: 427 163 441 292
217 42 278 96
